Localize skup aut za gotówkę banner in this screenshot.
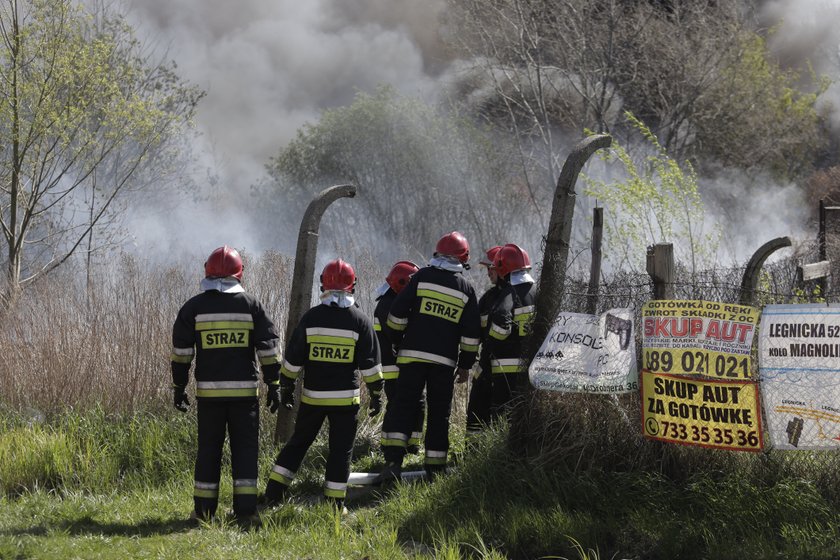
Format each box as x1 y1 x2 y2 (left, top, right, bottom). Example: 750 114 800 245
641 371 763 452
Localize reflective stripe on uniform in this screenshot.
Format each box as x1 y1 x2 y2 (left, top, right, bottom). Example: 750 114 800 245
281 359 302 380
409 431 422 446
373 317 382 332
301 388 360 406
382 365 399 380
425 449 448 465
324 480 347 498
513 305 535 316
396 350 456 368
194 480 219 498
257 347 281 365
480 314 488 328
195 313 254 331
490 358 525 374
459 336 480 353
416 282 468 304
359 364 384 383
171 346 195 363
386 313 408 331
513 305 535 335
269 464 295 485
233 478 258 495
195 380 259 398
306 327 358 342
489 322 511 340
380 431 409 448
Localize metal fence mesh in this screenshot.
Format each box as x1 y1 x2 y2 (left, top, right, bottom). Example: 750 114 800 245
519 250 840 504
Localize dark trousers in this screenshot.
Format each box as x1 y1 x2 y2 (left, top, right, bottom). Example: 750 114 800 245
490 371 526 419
466 365 492 435
382 362 454 470
383 376 425 447
266 403 358 500
194 399 259 518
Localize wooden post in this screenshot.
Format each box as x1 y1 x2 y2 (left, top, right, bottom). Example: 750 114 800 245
586 207 603 315
274 184 357 443
646 243 674 300
738 237 791 306
819 199 827 296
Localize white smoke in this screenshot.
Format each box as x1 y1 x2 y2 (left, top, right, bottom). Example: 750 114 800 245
119 0 448 257
760 0 840 132
116 0 835 269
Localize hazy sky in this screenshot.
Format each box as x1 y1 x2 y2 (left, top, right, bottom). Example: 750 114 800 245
118 0 840 263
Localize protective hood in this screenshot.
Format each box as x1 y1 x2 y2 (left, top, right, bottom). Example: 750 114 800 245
320 290 355 308
429 255 464 273
374 282 390 299
510 270 535 286
200 277 245 293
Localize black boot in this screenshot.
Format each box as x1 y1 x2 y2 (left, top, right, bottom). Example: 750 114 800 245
259 481 289 509
425 464 445 482
373 461 402 486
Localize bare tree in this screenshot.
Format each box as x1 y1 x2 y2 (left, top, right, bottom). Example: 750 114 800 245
0 0 201 304
443 0 824 181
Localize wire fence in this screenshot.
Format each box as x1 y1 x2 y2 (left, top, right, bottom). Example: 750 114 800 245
516 249 840 503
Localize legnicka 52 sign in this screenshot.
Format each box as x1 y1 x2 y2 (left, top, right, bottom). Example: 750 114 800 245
641 300 759 378
759 304 840 450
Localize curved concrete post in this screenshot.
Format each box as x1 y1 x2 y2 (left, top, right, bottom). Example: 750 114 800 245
526 134 612 364
274 183 357 443
739 236 791 306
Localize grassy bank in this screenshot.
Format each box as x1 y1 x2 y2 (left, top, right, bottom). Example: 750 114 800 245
1 408 838 559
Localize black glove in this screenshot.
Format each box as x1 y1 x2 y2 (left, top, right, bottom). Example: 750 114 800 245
279 384 295 410
368 391 382 418
266 385 280 414
173 387 190 412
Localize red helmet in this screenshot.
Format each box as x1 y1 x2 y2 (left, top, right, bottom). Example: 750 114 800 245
435 231 470 264
493 243 531 278
205 245 243 280
479 246 503 267
321 259 356 292
386 260 419 294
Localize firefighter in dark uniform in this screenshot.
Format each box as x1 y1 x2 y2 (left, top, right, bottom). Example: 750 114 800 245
378 231 481 482
374 261 425 453
262 259 383 512
465 246 503 440
486 243 537 416
170 245 282 522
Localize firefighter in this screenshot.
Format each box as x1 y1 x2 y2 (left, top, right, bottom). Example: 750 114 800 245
486 243 537 416
465 246 503 440
170 245 282 523
374 261 425 453
377 231 481 482
262 259 383 512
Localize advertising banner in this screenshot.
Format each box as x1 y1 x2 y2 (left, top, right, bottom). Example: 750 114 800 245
529 308 638 394
641 371 763 452
642 300 759 378
759 304 840 450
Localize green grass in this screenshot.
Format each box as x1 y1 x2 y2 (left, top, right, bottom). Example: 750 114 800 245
0 408 838 559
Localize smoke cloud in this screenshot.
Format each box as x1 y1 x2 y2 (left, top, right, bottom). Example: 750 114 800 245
760 0 840 132
117 0 839 270
121 0 448 257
